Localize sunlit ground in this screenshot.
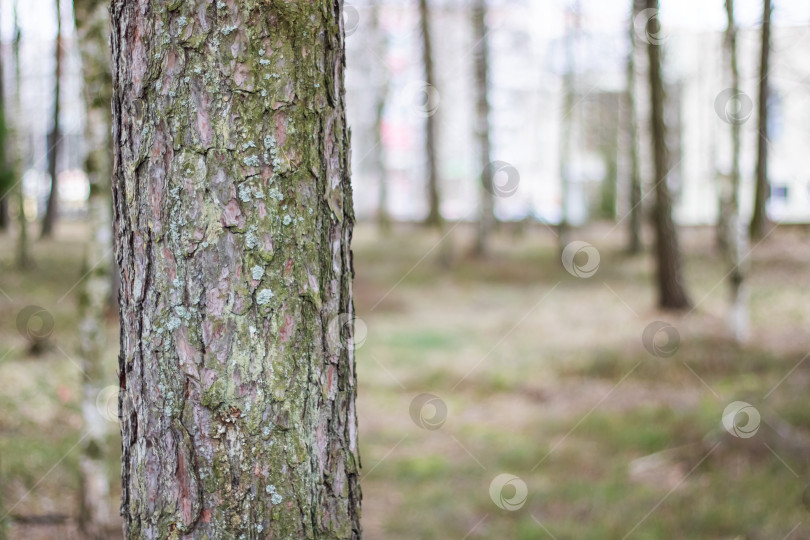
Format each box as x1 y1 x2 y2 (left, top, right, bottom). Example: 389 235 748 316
1 221 810 538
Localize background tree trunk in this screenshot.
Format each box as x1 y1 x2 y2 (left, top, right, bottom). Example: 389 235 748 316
111 0 361 537
419 0 442 228
0 6 12 232
558 2 577 253
12 0 28 269
74 0 114 536
749 0 771 240
723 0 749 342
40 0 62 239
626 0 642 254
472 0 493 256
646 0 690 309
370 3 391 235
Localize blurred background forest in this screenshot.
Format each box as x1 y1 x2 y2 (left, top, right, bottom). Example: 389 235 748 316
2 0 810 538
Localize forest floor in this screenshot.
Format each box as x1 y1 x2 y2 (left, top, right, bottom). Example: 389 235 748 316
1 221 810 539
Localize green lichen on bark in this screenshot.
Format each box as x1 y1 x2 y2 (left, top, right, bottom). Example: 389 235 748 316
111 0 361 537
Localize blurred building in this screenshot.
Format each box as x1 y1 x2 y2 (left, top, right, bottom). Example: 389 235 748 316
345 0 810 226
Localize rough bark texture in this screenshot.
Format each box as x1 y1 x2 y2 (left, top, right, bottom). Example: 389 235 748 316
749 0 771 240
723 0 749 341
418 0 441 228
646 0 690 309
626 0 642 254
41 0 63 239
472 0 493 256
74 0 115 536
110 1 361 538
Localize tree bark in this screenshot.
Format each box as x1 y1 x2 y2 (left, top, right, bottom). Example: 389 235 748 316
74 0 115 536
472 0 493 256
110 1 361 538
40 0 62 239
749 0 771 240
626 0 642 254
646 0 690 309
723 0 749 341
419 0 442 228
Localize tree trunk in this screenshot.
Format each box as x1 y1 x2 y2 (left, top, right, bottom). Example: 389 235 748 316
646 0 690 309
12 1 29 269
419 0 442 228
723 0 749 342
626 0 642 254
558 3 577 253
472 0 493 256
40 0 62 239
0 5 12 232
110 1 361 537
749 0 771 240
74 0 114 536
370 4 390 235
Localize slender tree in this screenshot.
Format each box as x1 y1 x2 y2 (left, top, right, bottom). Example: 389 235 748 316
370 3 391 234
472 0 493 256
74 0 114 536
111 1 361 537
0 7 13 232
646 0 690 309
12 1 28 269
722 0 749 341
558 1 578 252
749 0 772 239
418 0 442 227
40 0 63 238
626 0 643 253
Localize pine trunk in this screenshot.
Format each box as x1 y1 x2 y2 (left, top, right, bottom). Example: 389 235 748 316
472 0 493 256
110 1 361 538
419 0 441 228
370 4 390 235
74 0 115 536
12 1 28 269
41 0 62 239
749 0 771 240
646 0 690 309
626 0 642 254
558 5 576 252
